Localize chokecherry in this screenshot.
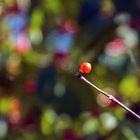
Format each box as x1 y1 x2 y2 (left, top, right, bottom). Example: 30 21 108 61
79 62 92 74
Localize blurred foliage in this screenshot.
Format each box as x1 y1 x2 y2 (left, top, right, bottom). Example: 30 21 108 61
0 0 140 140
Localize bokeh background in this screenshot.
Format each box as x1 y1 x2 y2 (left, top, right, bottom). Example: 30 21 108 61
0 0 140 139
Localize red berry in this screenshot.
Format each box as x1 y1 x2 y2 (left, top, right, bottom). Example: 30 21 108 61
79 62 92 74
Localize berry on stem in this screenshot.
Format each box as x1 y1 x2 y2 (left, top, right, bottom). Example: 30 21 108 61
79 62 92 74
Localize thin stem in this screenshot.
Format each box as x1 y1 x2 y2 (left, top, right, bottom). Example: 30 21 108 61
76 73 140 120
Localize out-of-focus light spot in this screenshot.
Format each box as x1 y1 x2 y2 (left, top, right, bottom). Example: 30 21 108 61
101 0 115 17
123 127 139 140
114 13 130 24
41 108 57 135
114 107 125 120
105 38 126 56
0 98 9 115
64 19 78 33
29 28 43 45
15 34 31 54
45 27 74 54
9 97 21 124
116 25 130 38
54 81 65 97
123 30 138 48
44 0 63 14
4 0 16 7
44 109 57 124
24 80 37 95
119 75 140 100
54 114 71 134
97 93 111 107
116 25 138 48
100 112 118 130
82 117 98 134
9 110 21 124
31 9 44 28
3 14 27 34
6 54 21 76
22 51 37 65
9 97 21 112
0 119 8 138
17 0 31 11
